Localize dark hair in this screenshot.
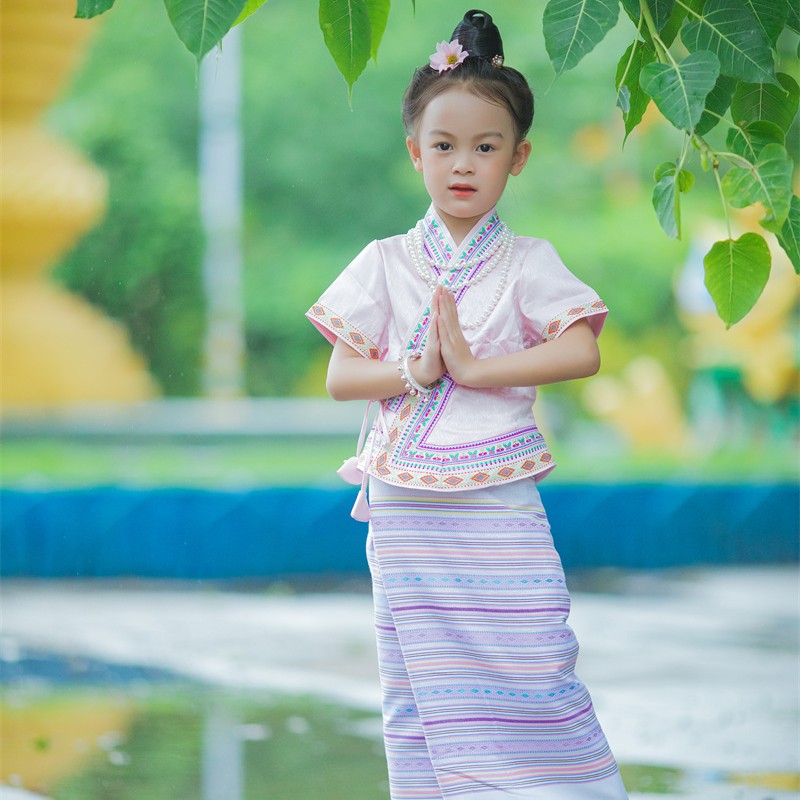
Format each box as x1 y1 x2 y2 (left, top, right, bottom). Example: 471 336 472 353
402 9 534 141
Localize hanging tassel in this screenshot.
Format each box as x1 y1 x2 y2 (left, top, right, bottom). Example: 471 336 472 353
350 487 371 522
336 456 363 486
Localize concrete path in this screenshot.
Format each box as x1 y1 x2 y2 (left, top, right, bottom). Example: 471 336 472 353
2 566 798 799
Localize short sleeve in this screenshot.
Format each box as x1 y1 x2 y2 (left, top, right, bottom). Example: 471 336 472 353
517 239 608 346
305 240 388 360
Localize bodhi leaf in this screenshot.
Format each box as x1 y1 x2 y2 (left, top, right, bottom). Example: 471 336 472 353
75 0 115 18
652 162 695 238
364 0 390 61
681 0 777 86
164 0 247 63
621 0 696 47
233 0 269 26
742 0 789 47
640 51 720 131
654 161 694 191
653 175 679 238
727 120 785 161
615 40 656 141
788 4 800 35
319 0 372 94
777 195 800 274
721 142 793 232
695 74 738 135
543 0 620 76
659 0 704 47
703 232 771 326
730 74 800 134
620 0 675 31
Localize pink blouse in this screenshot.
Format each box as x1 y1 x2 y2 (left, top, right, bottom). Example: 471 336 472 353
306 207 607 493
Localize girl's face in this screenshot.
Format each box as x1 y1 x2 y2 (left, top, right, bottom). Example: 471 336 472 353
406 88 531 244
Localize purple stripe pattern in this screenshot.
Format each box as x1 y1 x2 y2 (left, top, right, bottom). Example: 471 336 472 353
367 478 628 799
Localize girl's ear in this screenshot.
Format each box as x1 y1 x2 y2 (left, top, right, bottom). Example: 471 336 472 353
406 136 424 172
510 138 532 177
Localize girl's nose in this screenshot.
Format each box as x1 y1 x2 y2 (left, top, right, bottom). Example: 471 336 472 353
452 153 474 174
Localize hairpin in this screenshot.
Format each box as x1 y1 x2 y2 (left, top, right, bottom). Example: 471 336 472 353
491 55 504 68
429 39 468 72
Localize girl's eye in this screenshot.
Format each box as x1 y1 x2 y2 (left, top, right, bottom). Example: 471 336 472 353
476 144 494 153
434 142 453 151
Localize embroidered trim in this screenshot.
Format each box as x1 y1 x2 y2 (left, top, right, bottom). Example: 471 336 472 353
367 437 556 491
306 303 381 360
422 210 505 284
541 299 607 343
366 377 556 491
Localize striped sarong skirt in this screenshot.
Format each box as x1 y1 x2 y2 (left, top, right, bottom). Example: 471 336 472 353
366 477 628 800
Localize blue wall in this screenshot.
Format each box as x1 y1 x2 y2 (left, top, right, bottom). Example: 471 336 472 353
1 484 797 579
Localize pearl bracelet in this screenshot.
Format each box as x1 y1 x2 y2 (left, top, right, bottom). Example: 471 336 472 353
397 351 433 397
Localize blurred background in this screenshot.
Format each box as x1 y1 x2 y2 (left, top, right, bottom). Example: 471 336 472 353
1 0 798 798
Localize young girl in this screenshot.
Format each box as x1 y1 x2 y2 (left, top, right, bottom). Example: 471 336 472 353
306 10 628 799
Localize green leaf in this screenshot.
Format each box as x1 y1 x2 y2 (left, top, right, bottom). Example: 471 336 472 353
164 0 247 63
615 40 656 141
742 0 789 46
620 0 689 47
788 3 800 35
730 73 800 134
777 195 800 274
233 0 268 26
695 75 737 135
721 142 793 232
319 0 372 93
681 0 778 85
364 0 390 61
75 0 115 17
677 168 695 193
543 0 620 76
620 0 637 23
703 233 771 326
659 0 703 46
654 161 676 182
652 160 695 238
620 0 676 30
727 120 785 160
640 50 720 131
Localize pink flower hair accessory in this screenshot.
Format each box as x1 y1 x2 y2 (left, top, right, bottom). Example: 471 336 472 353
429 39 468 72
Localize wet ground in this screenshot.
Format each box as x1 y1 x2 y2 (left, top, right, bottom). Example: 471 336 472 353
1 566 798 799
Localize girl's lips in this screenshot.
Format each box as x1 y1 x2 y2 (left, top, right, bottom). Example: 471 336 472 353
449 184 476 197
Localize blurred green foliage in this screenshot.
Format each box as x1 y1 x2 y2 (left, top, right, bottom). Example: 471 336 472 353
4 436 797 487
50 0 722 397
51 2 205 395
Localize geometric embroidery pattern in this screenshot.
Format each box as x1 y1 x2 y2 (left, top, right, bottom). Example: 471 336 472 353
541 299 607 342
307 303 381 360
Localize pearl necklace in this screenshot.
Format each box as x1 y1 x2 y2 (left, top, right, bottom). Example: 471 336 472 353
412 220 511 274
406 222 516 330
407 221 513 290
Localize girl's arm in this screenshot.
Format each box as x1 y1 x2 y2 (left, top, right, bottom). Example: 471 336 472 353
326 299 446 401
437 286 600 388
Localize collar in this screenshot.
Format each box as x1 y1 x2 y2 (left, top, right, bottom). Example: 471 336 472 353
421 206 504 274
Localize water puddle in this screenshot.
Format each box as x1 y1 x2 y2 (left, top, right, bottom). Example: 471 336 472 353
2 651 797 799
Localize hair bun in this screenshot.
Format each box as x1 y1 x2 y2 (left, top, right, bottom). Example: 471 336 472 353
451 9 504 60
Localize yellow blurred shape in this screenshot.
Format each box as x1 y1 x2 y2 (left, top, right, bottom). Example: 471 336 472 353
731 772 800 791
1 696 134 793
571 123 612 164
584 356 688 451
681 232 799 405
0 0 158 408
2 282 157 404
